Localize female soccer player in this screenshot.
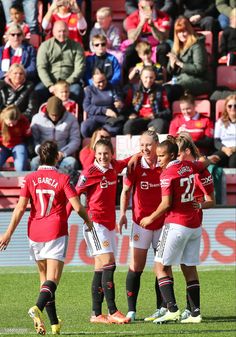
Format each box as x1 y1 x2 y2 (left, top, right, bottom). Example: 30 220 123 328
0 140 93 335
140 137 211 324
118 130 167 322
74 138 131 324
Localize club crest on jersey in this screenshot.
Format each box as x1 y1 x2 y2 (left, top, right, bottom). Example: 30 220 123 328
102 240 110 247
78 174 87 186
100 176 108 188
133 233 140 241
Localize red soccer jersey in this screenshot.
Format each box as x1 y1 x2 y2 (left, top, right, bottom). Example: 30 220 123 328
0 115 31 148
160 160 205 228
169 115 214 142
46 13 83 44
76 158 129 230
20 166 77 242
124 156 164 230
126 9 170 37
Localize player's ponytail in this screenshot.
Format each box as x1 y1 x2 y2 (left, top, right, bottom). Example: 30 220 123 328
176 132 200 159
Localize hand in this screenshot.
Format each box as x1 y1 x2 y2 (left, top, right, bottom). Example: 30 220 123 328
140 216 152 228
85 220 93 232
207 154 220 164
167 52 177 68
0 233 11 251
127 152 142 173
192 200 201 210
118 215 127 234
129 113 137 119
189 15 201 24
222 146 234 157
57 151 65 161
106 109 117 117
49 85 55 93
114 100 124 110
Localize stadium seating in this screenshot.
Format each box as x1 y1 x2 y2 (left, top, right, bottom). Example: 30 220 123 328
0 172 28 209
197 31 213 59
172 99 211 117
216 66 236 90
215 99 225 120
91 0 126 23
224 169 236 206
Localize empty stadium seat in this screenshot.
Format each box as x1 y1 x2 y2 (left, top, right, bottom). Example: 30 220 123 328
215 99 225 120
217 65 236 90
224 169 236 206
172 99 211 117
0 172 28 209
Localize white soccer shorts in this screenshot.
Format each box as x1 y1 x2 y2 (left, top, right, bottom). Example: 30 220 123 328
130 222 162 250
83 222 117 256
29 235 68 262
155 223 202 266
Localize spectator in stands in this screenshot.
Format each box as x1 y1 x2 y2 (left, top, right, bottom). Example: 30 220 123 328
79 127 111 169
82 68 125 138
3 3 30 42
85 34 121 87
39 80 79 119
122 0 171 82
128 41 164 84
216 0 236 30
0 63 37 121
0 24 37 82
0 104 31 171
169 93 214 155
1 0 39 34
123 65 171 135
218 8 236 65
125 0 177 18
42 0 87 44
165 17 210 102
176 0 219 33
214 94 236 167
89 7 123 64
30 96 80 183
35 20 85 107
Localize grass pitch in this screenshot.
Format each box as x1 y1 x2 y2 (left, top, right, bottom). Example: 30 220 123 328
0 266 235 337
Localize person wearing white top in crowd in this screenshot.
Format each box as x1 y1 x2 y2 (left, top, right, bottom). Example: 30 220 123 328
214 94 236 168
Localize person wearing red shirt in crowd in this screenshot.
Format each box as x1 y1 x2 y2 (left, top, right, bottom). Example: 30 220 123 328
140 137 211 324
123 66 171 135
118 130 168 322
73 138 132 324
42 0 87 44
79 127 111 170
123 0 171 82
0 140 93 335
169 94 214 155
0 104 31 170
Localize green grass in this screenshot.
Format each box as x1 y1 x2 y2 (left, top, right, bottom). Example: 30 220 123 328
0 266 235 337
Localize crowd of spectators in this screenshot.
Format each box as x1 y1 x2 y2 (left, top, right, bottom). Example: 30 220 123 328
0 0 235 177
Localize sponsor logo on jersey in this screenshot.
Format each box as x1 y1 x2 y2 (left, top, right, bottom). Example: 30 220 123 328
102 240 110 247
160 178 170 187
200 175 213 185
140 181 160 189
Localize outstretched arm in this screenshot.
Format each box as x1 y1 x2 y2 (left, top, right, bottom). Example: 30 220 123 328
69 196 93 231
0 197 28 251
140 195 171 228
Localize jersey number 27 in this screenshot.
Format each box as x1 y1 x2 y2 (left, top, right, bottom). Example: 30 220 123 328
180 174 195 203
